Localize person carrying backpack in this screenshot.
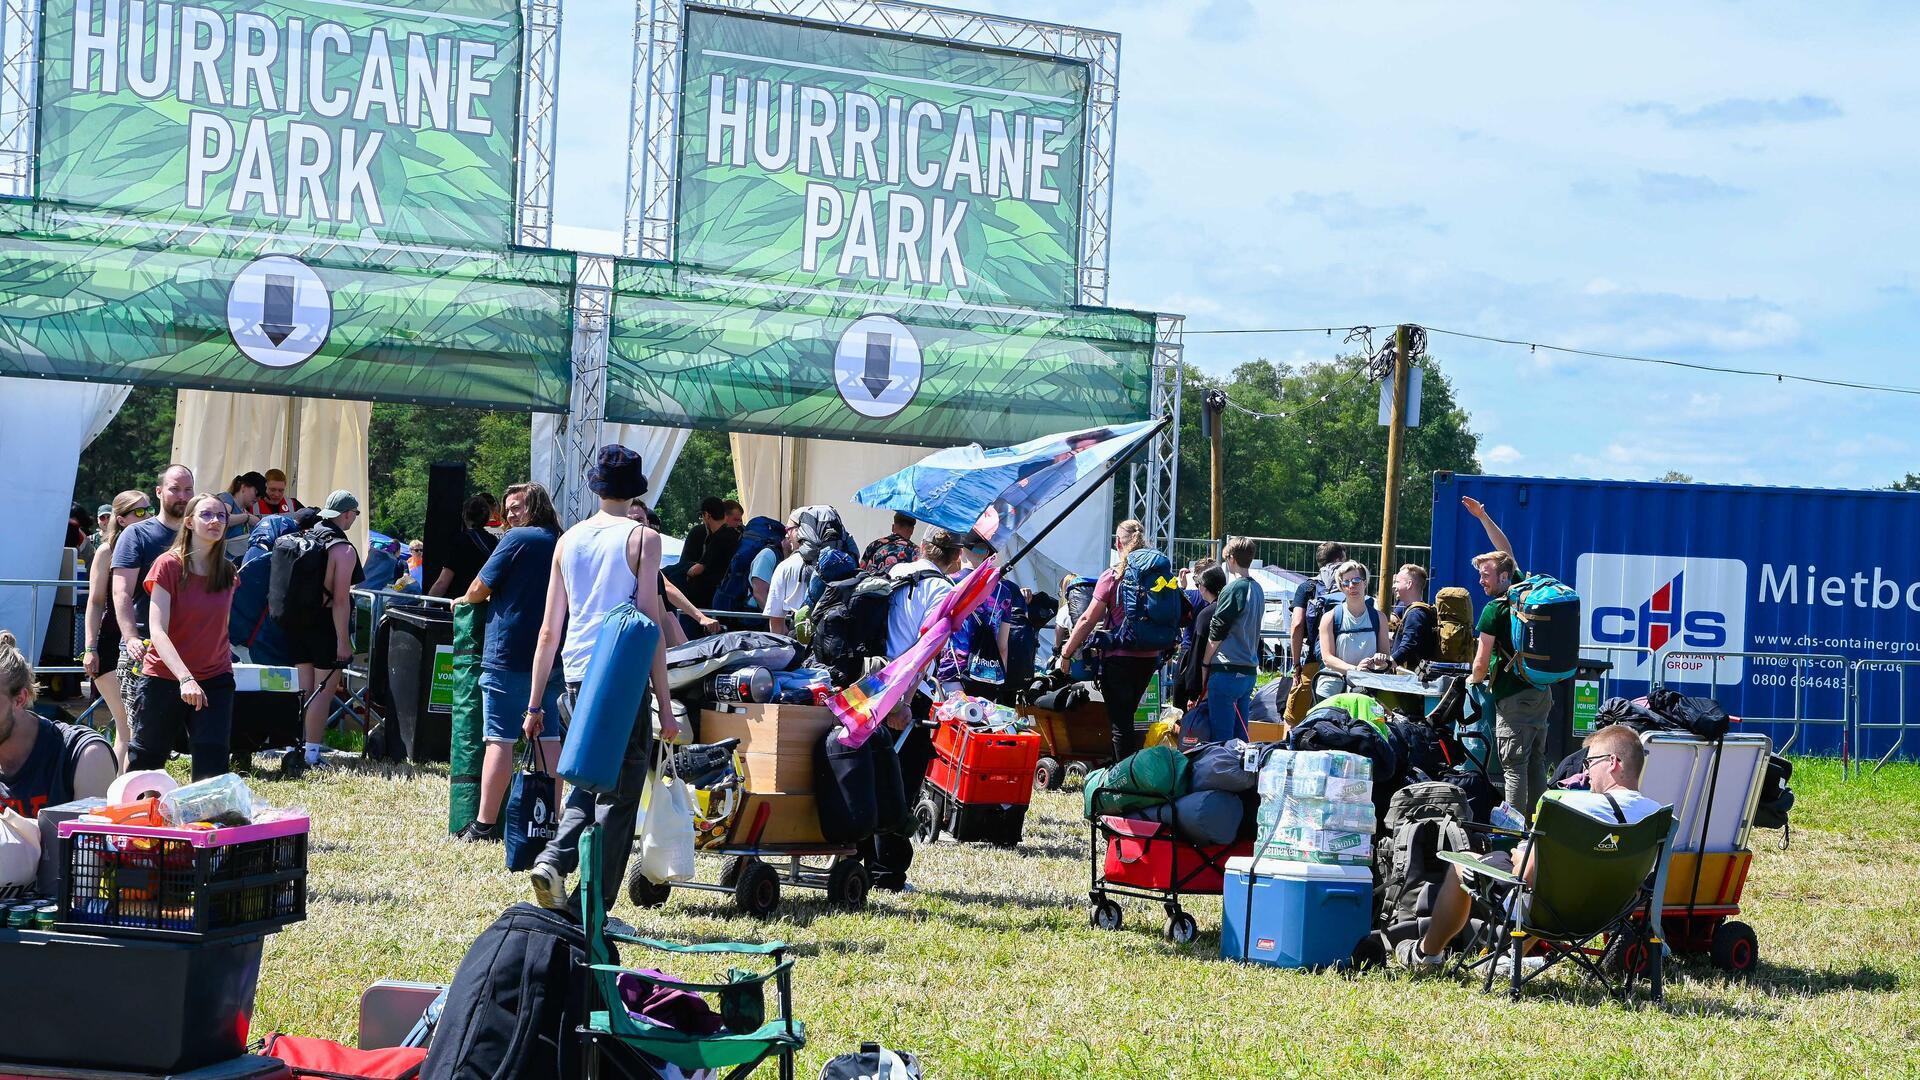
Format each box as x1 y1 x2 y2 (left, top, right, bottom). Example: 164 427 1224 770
1387 563 1440 668
1462 495 1552 816
1314 560 1389 700
1199 537 1264 742
1054 520 1183 765
1285 541 1347 725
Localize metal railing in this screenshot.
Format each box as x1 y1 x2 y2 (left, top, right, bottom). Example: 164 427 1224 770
1170 536 1433 583
1849 659 1920 775
1654 650 1850 758
0 576 92 677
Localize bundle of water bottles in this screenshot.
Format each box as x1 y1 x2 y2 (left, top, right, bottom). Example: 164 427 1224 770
933 692 1030 734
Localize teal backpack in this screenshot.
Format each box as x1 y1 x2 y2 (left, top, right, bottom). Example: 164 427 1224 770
1506 573 1581 686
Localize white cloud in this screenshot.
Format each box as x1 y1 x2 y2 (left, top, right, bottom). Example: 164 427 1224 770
1485 444 1523 465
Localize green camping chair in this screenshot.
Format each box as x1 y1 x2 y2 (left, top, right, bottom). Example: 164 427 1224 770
577 826 805 1079
1441 792 1675 1003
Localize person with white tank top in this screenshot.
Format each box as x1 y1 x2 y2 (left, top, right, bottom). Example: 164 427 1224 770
1315 559 1389 701
522 445 680 912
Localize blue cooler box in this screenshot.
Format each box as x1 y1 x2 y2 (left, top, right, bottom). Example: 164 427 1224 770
1220 856 1373 968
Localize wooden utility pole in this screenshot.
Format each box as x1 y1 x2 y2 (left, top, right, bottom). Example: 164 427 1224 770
1206 390 1226 559
1376 325 1413 613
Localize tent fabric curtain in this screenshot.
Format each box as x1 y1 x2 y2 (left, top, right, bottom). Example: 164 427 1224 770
727 433 1112 597
530 415 690 514
0 378 131 662
170 391 371 551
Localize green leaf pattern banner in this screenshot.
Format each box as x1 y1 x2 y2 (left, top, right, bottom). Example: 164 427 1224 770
0 206 573 410
606 261 1154 446
37 0 522 249
676 9 1087 310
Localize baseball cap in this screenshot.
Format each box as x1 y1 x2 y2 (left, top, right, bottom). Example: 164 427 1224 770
317 490 359 519
95 504 112 518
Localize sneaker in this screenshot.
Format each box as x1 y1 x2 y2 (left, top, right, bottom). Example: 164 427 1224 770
529 863 567 911
456 820 501 843
1394 938 1447 975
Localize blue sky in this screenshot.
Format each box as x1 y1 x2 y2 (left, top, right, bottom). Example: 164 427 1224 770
548 1 1920 490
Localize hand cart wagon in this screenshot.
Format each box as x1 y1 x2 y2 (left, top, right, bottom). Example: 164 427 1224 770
1087 788 1254 945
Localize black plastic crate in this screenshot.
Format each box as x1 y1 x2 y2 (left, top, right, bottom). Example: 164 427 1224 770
57 819 308 941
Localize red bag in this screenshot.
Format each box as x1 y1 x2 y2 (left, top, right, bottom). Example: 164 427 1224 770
262 1033 428 1080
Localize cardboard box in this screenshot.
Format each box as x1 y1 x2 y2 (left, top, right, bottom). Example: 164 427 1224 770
721 793 825 847
736 750 815 795
1247 720 1290 744
700 703 837 758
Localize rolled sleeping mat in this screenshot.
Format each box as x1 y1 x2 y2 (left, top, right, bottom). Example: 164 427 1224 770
559 602 662 793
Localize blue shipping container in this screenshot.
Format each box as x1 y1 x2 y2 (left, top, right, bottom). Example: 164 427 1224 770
1428 473 1920 759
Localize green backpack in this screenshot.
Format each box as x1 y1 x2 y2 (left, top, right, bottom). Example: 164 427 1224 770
1082 744 1193 820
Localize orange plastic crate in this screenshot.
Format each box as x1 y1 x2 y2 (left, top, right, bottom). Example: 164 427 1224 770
928 720 1041 807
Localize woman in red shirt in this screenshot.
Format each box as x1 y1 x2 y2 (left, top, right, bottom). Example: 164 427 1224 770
129 494 239 780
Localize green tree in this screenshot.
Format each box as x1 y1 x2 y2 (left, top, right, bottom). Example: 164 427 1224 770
74 387 176 509
1657 470 1694 484
652 429 736 537
1889 473 1920 492
367 404 522 540
1171 353 1481 546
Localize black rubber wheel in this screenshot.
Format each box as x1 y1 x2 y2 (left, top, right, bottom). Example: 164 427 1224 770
279 750 306 778
732 859 780 918
1164 911 1198 945
1034 756 1063 791
1602 926 1653 976
1091 898 1123 931
988 817 1023 849
912 796 942 844
718 856 746 889
626 865 673 908
826 859 870 910
1063 761 1089 789
1710 920 1758 975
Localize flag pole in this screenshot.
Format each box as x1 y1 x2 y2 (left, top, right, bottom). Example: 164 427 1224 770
1000 416 1171 573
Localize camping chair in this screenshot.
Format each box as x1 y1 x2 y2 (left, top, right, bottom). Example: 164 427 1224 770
1441 793 1676 1003
576 825 805 1079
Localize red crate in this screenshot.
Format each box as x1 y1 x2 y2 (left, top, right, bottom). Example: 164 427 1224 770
1101 816 1253 894
928 720 1041 808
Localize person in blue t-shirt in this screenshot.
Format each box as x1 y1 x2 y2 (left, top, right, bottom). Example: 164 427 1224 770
451 482 566 843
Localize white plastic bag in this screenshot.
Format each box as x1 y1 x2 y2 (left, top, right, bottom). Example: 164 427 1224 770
0 808 41 895
637 751 696 884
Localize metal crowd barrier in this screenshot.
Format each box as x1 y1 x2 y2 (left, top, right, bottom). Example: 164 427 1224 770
1849 658 1920 776
1654 649 1850 761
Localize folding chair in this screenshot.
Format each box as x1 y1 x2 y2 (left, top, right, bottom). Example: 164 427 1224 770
1442 793 1675 1003
576 826 806 1079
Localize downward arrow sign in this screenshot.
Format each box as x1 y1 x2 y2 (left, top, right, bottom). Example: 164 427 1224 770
261 275 296 346
862 332 892 398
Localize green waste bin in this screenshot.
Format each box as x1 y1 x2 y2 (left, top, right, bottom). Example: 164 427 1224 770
449 601 489 835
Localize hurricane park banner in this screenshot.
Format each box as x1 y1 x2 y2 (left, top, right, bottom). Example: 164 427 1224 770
0 0 574 410
608 8 1150 445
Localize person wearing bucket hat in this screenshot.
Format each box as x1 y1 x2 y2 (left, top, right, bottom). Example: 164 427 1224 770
523 445 680 910
295 490 364 768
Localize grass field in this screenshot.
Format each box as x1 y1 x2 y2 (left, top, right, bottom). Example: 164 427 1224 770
242 757 1920 1078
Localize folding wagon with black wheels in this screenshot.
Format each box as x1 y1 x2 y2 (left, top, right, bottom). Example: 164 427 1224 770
1087 789 1254 945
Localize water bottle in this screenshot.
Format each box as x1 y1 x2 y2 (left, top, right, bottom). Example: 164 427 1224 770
159 774 256 827
1490 802 1527 833
712 667 774 704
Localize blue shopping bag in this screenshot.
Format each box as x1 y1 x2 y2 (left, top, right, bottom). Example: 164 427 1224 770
504 742 557 872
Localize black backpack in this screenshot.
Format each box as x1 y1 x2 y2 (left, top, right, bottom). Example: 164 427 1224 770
420 903 617 1080
268 526 347 627
809 568 943 676
1298 569 1342 662
1375 782 1474 929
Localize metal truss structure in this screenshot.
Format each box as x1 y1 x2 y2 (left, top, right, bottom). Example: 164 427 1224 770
556 255 614 523
623 0 1119 307
518 0 563 249
1127 315 1183 552
0 0 37 200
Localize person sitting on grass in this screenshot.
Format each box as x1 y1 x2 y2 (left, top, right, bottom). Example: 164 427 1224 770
1396 723 1667 973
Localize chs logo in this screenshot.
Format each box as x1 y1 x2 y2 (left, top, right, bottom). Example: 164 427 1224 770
1575 554 1747 685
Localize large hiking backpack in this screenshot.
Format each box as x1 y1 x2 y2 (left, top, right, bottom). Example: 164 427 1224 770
1433 587 1475 663
790 505 847 566
1504 573 1581 686
809 567 944 679
1062 576 1097 627
268 525 348 627
232 512 310 651
711 515 785 613
1374 781 1474 929
1108 549 1182 653
419 903 609 1080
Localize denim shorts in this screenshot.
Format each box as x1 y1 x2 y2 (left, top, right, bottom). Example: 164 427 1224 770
479 669 565 743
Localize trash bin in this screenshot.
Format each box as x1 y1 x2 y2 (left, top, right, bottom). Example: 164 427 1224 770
1548 659 1614 764
384 606 456 763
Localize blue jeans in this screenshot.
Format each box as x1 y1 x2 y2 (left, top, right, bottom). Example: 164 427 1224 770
478 668 564 743
1203 670 1256 743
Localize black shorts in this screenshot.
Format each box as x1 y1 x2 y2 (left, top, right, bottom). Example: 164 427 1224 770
290 619 345 668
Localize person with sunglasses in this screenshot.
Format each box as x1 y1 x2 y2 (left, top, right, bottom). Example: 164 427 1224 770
83 490 152 768
129 493 240 781
1313 559 1390 701
1397 723 1666 973
111 464 196 738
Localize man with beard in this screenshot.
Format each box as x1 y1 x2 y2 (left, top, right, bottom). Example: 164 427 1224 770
111 464 195 728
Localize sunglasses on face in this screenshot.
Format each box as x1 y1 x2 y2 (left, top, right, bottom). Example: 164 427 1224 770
126 506 153 519
1585 754 1618 770
1342 577 1366 587
195 510 229 523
